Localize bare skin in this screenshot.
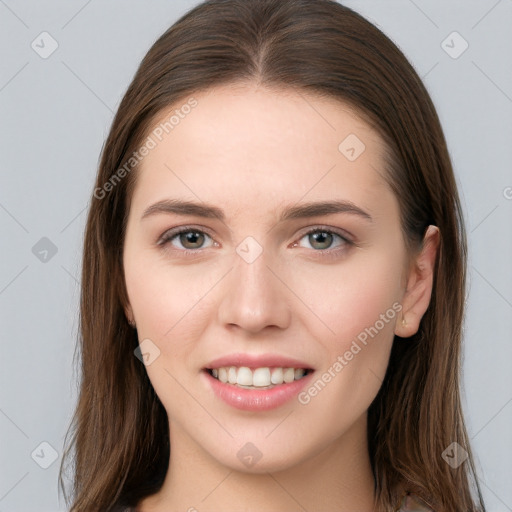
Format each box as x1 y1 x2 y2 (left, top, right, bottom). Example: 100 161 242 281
122 83 439 512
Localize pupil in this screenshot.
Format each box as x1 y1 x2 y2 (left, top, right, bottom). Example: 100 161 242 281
181 231 204 248
310 231 332 249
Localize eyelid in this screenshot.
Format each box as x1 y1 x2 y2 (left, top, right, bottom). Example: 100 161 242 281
295 224 355 244
156 224 217 247
157 224 355 252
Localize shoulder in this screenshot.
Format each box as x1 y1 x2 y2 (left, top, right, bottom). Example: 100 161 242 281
121 495 434 512
399 493 435 512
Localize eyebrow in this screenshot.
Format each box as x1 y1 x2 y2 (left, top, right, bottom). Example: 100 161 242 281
141 198 373 223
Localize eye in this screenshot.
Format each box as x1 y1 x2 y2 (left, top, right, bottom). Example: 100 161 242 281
296 228 351 251
158 227 215 251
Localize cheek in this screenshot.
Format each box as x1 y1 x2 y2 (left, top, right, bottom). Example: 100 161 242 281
293 250 404 350
123 255 221 418
123 251 227 355
292 257 402 434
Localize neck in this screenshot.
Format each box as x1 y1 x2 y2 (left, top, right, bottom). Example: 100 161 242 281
138 414 377 512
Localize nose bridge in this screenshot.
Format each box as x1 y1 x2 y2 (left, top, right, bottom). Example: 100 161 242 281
217 238 291 333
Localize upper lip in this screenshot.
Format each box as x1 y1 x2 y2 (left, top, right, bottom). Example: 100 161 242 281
205 353 314 370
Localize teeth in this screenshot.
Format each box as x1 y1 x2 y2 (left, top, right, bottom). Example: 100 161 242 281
271 367 283 385
209 366 309 387
237 367 253 386
283 368 295 383
228 367 237 384
218 367 228 383
294 368 305 380
252 367 271 387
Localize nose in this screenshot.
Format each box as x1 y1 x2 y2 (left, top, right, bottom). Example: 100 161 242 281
217 247 291 334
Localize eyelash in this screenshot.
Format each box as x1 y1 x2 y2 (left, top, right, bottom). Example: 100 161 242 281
157 225 354 259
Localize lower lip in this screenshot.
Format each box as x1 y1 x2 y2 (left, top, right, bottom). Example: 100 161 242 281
203 370 314 411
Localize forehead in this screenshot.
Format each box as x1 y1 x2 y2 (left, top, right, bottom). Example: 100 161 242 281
130 84 394 219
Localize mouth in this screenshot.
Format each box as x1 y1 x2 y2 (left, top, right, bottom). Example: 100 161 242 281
205 366 313 390
202 353 315 410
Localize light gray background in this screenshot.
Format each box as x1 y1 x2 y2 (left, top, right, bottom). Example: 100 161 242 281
1 1 511 511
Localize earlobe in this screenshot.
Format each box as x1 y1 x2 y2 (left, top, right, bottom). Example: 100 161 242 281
125 304 136 328
395 225 440 338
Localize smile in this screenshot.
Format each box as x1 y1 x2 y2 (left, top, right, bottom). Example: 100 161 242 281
208 366 311 389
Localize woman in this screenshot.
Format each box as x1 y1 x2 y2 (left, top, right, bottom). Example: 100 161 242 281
59 0 486 510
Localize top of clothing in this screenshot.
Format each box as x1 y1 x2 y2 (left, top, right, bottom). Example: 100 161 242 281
121 493 434 511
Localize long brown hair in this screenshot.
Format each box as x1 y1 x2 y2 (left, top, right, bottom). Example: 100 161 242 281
59 1 486 510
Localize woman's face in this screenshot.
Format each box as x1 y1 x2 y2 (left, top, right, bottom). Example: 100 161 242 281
123 84 414 472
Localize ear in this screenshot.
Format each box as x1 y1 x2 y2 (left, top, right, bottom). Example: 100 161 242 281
395 225 440 338
124 303 135 328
